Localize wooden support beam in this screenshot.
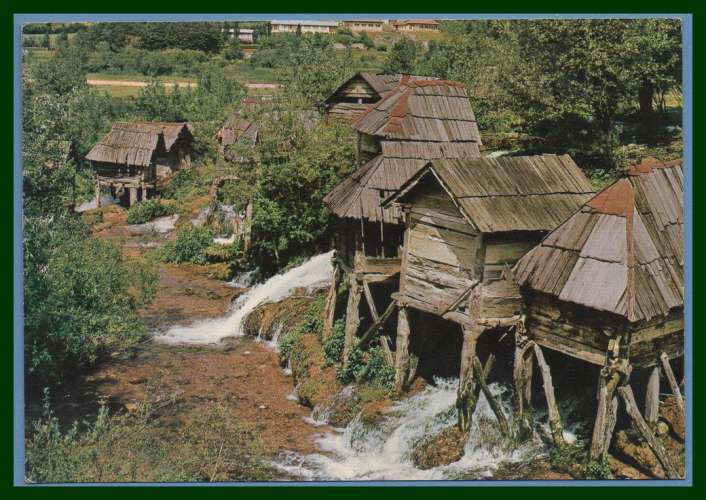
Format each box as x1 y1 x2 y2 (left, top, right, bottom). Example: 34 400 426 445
473 356 509 436
358 300 397 350
589 367 622 460
645 365 661 424
394 306 412 393
618 384 681 479
476 315 524 329
321 263 341 340
94 181 102 208
533 344 565 448
342 278 362 367
362 280 380 323
457 325 482 432
129 186 138 207
659 352 684 415
379 335 394 366
513 336 534 437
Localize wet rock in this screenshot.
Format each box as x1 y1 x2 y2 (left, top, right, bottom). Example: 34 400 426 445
318 386 360 428
412 427 467 470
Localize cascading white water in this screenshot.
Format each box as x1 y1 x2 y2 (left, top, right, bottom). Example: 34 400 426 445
273 378 548 481
153 251 333 345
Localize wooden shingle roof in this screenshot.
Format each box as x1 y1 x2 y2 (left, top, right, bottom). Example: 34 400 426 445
514 159 683 323
324 72 438 105
324 142 480 223
386 154 593 233
351 78 481 144
86 121 192 167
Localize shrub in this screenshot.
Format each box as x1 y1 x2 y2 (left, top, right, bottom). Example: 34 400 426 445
161 225 214 265
161 168 212 201
24 216 156 386
323 318 346 365
126 199 176 225
365 346 395 389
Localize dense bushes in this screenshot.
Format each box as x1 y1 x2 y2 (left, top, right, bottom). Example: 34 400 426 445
161 226 214 265
323 319 346 365
24 215 157 386
126 199 176 224
26 391 270 482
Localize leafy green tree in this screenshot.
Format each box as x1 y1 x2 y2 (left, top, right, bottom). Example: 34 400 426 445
223 37 243 61
506 19 681 166
383 38 418 74
231 107 356 272
24 215 157 386
35 45 88 94
281 34 354 108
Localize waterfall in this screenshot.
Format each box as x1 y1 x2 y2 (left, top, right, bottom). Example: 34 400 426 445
153 251 333 345
273 378 548 481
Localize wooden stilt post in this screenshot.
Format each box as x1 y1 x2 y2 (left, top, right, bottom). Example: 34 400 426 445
618 384 681 479
473 356 509 436
94 181 102 208
659 352 684 415
342 277 362 367
129 186 138 207
379 335 394 366
394 306 411 393
322 259 341 340
457 324 481 432
513 335 534 436
645 365 661 424
362 280 379 322
533 344 565 447
589 366 621 460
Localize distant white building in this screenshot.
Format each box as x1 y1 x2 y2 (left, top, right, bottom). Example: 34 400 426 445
238 28 254 43
224 27 255 43
341 19 387 32
271 20 339 34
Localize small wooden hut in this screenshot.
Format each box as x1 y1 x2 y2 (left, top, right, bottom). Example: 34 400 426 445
382 154 593 431
87 121 193 207
513 159 684 473
322 78 482 364
215 116 259 163
324 72 437 121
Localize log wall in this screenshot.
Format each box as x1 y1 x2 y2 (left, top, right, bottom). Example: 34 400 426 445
399 180 479 317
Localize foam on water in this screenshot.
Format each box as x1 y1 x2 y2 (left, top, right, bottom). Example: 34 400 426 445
153 251 333 345
75 194 119 212
128 214 179 234
273 378 546 481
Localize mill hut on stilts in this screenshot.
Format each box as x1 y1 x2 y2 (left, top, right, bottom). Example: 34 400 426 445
382 154 594 434
321 78 482 367
514 158 684 477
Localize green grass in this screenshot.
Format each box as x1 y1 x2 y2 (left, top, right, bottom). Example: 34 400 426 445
222 62 280 84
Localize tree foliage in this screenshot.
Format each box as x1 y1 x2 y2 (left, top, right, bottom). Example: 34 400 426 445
383 38 419 74
24 215 157 386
